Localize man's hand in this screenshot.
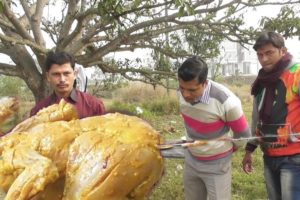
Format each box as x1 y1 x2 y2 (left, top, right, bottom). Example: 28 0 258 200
242 151 254 174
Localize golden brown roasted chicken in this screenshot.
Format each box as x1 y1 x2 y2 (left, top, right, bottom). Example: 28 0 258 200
0 97 19 133
0 99 164 200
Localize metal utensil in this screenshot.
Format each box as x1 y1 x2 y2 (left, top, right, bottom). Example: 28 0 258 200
156 139 210 150
157 132 300 150
156 143 186 150
156 139 195 150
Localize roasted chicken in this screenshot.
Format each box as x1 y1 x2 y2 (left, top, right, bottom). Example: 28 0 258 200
0 97 19 133
0 99 164 200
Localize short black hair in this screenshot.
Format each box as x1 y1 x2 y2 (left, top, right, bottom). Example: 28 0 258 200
45 51 75 71
253 31 285 51
177 56 208 84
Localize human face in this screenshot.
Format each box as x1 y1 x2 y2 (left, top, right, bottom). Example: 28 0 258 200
46 63 77 98
178 78 207 103
256 43 287 72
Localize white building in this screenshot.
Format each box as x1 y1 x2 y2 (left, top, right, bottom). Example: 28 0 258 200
208 41 259 78
208 38 300 78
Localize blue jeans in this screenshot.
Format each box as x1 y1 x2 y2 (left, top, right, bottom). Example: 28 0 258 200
263 154 300 200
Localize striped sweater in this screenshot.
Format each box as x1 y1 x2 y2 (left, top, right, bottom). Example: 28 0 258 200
179 80 250 160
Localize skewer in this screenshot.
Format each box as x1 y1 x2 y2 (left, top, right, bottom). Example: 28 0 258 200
157 132 300 150
228 132 300 141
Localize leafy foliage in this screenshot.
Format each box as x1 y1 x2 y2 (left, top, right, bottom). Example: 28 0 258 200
0 75 33 101
142 97 179 115
185 27 224 58
260 6 300 39
0 0 3 12
108 97 179 120
107 82 179 120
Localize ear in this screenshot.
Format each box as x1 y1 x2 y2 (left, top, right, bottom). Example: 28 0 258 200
281 47 288 54
46 72 50 82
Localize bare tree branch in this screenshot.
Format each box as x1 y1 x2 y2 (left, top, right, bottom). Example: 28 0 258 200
0 63 20 76
20 0 33 19
57 0 79 45
0 33 48 54
1 0 33 41
30 0 49 46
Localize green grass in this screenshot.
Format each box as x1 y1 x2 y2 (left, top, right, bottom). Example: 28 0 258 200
232 150 266 200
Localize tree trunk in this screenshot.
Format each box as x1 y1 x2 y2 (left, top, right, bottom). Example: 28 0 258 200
28 78 51 103
9 45 51 102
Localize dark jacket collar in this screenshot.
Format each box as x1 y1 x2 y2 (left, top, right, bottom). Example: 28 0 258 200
50 88 77 103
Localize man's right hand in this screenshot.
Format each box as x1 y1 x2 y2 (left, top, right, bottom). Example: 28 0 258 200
242 151 253 174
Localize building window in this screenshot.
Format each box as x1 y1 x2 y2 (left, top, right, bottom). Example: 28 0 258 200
243 62 250 74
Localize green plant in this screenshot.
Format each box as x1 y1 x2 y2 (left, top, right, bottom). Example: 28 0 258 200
0 75 34 101
142 97 179 115
109 82 179 119
113 82 177 103
107 100 153 119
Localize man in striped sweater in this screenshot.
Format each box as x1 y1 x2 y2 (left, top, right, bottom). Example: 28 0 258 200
177 56 250 200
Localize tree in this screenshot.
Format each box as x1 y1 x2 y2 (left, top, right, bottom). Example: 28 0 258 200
260 6 300 39
0 0 299 102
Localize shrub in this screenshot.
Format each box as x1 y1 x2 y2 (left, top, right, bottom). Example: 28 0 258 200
0 75 34 101
113 81 177 103
109 82 179 118
142 97 179 115
107 101 154 118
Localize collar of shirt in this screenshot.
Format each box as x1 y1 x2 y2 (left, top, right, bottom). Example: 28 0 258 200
51 88 78 103
192 80 211 105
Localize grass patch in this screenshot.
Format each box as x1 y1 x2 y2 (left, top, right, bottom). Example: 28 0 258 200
108 82 179 120
112 81 177 103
